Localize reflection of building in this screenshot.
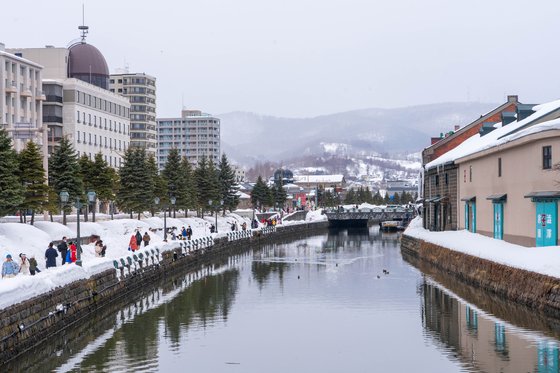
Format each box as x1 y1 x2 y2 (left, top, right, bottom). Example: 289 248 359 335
9 26 130 167
422 282 550 372
157 109 220 169
109 71 157 156
0 44 47 168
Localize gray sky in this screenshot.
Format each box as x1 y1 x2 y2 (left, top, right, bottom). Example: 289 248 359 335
2 0 560 118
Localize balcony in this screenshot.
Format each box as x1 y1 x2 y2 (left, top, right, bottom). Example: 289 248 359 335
5 81 16 93
35 89 46 101
21 88 32 97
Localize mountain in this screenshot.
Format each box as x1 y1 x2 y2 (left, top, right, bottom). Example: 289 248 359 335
218 102 497 166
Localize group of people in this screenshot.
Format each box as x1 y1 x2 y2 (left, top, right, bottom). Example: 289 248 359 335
1 253 40 278
128 230 151 251
178 226 193 240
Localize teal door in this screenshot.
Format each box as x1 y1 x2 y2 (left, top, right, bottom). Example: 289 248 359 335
493 203 503 240
471 202 477 233
536 201 557 247
465 203 469 230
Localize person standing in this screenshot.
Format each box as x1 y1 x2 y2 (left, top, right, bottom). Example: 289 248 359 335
29 255 40 275
181 226 187 240
135 230 142 248
129 234 138 252
45 242 58 268
57 236 68 265
18 253 30 275
2 254 19 279
143 232 151 247
68 242 77 263
186 225 193 240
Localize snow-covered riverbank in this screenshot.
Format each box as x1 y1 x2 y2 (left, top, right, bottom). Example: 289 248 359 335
404 217 560 279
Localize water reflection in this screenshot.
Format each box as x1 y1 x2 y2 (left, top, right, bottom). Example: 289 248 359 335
9 227 560 372
421 280 560 372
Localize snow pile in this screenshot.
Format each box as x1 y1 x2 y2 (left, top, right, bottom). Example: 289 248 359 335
306 209 327 222
405 217 560 279
0 212 253 310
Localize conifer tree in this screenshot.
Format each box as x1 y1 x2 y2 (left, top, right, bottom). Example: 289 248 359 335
0 129 24 217
49 137 83 225
146 154 164 216
78 154 94 221
372 191 383 205
162 148 182 208
178 157 196 217
272 183 287 210
218 153 239 215
194 156 219 217
18 141 48 224
344 189 356 204
117 148 152 219
251 176 270 210
91 152 118 218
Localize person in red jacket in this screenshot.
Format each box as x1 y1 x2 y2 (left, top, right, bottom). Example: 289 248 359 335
68 241 78 263
129 235 138 252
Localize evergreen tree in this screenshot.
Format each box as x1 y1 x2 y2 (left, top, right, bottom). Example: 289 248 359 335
206 159 221 214
146 154 164 216
272 183 287 210
78 154 94 221
372 191 383 205
250 176 270 210
116 148 152 219
178 157 196 217
0 129 24 217
49 137 83 225
218 153 239 215
91 152 118 218
392 192 401 205
194 156 219 217
162 148 182 207
344 189 356 204
18 141 48 224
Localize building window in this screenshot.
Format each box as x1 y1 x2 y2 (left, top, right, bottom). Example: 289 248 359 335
445 173 448 185
543 146 552 169
77 110 80 123
498 158 502 177
434 175 439 186
469 166 473 182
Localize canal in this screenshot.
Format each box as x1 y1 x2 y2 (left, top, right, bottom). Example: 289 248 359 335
9 226 560 372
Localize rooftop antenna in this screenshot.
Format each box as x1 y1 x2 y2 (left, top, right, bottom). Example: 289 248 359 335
78 3 89 43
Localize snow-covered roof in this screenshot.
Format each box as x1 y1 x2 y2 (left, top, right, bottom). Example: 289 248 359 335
294 175 345 184
236 191 250 199
426 99 560 170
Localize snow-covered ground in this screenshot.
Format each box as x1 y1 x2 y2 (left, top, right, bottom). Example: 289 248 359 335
405 217 560 279
0 210 323 310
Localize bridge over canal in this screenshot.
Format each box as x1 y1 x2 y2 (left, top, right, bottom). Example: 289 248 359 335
323 206 416 228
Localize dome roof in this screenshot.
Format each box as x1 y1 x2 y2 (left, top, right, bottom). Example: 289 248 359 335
68 42 109 89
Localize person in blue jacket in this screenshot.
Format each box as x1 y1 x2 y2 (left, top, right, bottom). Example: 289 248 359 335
2 254 19 278
45 242 59 269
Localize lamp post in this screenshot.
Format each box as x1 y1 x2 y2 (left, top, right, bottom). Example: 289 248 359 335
87 191 97 222
60 190 83 267
216 200 223 233
168 196 176 241
154 197 162 240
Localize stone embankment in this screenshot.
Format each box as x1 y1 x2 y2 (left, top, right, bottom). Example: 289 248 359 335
401 234 560 318
0 222 328 365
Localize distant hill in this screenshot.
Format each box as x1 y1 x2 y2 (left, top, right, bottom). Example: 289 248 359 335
218 102 497 166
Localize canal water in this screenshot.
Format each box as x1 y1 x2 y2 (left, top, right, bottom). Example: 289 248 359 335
9 227 560 372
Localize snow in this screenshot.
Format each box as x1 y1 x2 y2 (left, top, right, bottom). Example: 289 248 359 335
306 209 328 222
0 212 257 310
294 174 344 183
405 217 560 279
426 98 560 170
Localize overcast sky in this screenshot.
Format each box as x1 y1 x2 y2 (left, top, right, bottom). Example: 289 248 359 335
2 0 560 118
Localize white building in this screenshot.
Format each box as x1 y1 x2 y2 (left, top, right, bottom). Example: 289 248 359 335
0 43 47 168
110 71 157 157
157 109 220 169
9 28 130 167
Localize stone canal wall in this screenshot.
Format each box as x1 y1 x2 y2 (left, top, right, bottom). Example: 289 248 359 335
0 221 329 365
401 234 560 317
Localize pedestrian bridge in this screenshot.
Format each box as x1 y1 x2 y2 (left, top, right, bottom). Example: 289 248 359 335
323 206 415 227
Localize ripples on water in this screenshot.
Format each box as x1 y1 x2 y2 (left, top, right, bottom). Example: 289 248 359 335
8 227 560 373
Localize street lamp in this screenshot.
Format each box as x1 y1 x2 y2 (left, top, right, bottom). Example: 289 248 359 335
216 200 223 233
60 190 83 267
87 191 97 222
60 190 69 225
168 196 176 241
154 197 163 240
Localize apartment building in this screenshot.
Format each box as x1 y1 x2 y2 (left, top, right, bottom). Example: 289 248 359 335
157 109 220 169
0 43 47 168
110 71 157 156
